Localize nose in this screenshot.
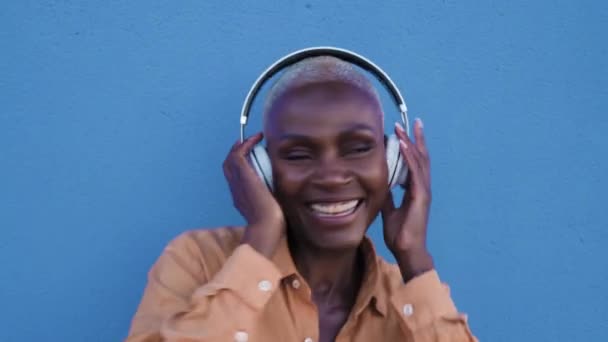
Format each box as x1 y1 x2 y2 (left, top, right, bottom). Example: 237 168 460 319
310 156 353 190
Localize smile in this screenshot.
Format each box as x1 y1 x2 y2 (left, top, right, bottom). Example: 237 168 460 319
308 199 362 217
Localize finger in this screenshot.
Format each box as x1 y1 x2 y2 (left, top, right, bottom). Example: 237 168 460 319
413 118 429 160
234 133 269 185
236 132 264 156
394 122 408 141
395 122 421 161
380 190 396 220
395 123 422 173
225 139 245 177
396 123 429 186
225 133 262 179
412 118 431 184
400 140 432 205
228 138 243 155
399 139 430 200
399 139 420 179
223 144 237 176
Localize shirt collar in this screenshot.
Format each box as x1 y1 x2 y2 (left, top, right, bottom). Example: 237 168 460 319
271 234 387 317
351 236 387 317
271 235 298 278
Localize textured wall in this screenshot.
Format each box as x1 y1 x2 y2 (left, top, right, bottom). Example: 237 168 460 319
1 1 607 341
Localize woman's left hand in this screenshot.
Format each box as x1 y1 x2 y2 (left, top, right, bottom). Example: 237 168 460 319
381 118 435 283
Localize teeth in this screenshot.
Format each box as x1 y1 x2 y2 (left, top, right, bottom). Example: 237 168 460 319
310 200 359 216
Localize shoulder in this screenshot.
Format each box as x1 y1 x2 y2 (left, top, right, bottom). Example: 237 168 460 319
157 226 246 277
375 255 447 299
170 225 244 250
166 226 245 257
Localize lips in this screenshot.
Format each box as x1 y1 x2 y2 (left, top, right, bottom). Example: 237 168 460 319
308 199 362 217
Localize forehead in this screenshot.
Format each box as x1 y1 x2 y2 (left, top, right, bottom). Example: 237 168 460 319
264 82 383 139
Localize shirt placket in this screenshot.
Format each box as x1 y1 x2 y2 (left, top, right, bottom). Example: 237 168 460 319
284 274 320 342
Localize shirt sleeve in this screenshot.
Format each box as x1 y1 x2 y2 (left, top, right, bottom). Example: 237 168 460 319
389 270 478 341
126 233 282 342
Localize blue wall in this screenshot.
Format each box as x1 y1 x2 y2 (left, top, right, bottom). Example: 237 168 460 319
1 1 607 341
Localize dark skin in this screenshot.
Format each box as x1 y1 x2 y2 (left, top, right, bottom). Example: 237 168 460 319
223 81 434 342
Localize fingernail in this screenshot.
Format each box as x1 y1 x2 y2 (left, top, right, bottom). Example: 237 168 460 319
395 122 405 133
415 118 423 128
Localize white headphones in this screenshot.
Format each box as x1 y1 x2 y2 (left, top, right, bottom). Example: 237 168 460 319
240 46 411 191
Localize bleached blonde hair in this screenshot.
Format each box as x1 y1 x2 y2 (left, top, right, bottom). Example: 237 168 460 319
262 56 383 129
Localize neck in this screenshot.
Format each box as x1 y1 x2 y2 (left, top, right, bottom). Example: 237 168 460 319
288 235 364 308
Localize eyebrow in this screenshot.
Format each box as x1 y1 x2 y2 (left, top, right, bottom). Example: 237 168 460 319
278 123 377 141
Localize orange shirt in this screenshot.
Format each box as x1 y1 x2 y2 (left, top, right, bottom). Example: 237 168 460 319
126 227 477 341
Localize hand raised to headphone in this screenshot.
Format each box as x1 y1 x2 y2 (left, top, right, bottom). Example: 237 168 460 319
380 119 435 283
223 132 286 259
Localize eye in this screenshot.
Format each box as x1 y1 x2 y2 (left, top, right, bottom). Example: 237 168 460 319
352 144 372 153
283 149 313 161
286 153 311 160
344 143 374 156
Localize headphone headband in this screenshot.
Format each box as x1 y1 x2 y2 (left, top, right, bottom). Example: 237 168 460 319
240 46 410 142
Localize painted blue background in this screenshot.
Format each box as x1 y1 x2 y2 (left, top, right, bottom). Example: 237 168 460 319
1 1 606 341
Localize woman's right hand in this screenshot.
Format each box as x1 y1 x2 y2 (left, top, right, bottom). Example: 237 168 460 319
223 132 286 258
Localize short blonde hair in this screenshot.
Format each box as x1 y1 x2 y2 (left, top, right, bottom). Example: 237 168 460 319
262 56 383 129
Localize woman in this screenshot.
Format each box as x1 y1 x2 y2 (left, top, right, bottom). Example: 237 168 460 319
126 55 477 342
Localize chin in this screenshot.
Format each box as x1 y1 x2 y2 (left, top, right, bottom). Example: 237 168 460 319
292 216 370 252
307 228 365 251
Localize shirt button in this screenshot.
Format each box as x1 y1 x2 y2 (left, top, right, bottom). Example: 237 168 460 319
403 303 414 316
234 331 248 342
304 338 314 342
258 280 272 292
291 279 301 289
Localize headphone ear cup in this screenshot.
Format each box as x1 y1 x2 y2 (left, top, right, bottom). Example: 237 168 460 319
249 144 274 191
385 134 408 188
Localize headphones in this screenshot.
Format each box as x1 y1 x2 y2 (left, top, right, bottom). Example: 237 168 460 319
240 46 411 191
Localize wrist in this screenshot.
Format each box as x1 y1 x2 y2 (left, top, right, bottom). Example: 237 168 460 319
394 247 435 283
241 222 284 259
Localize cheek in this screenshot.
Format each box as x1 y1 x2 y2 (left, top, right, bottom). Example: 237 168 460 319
358 154 389 189
272 164 308 197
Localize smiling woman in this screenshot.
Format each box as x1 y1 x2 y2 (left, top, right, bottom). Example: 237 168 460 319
266 81 388 252
125 48 477 342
